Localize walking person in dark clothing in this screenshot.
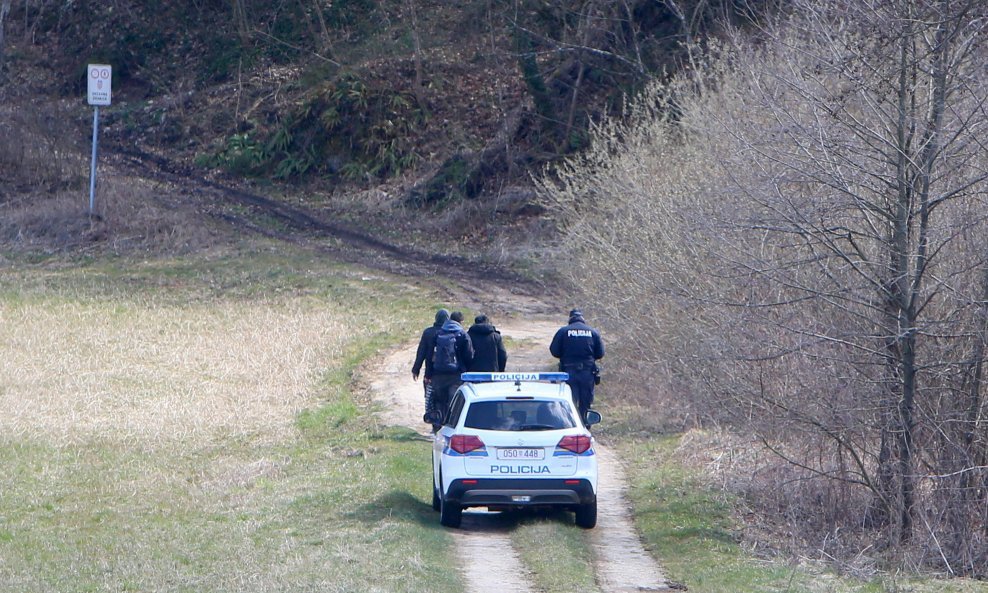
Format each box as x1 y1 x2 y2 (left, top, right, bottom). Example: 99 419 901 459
412 308 449 423
549 308 605 424
428 311 474 431
467 315 507 372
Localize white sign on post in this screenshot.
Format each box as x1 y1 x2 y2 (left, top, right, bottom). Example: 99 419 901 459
87 64 112 106
87 64 111 215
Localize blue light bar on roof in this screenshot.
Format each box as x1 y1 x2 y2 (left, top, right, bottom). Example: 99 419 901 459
460 372 569 383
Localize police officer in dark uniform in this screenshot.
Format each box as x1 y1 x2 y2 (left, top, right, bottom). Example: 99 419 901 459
549 308 605 424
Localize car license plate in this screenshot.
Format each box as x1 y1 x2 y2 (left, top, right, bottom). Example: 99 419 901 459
497 448 544 460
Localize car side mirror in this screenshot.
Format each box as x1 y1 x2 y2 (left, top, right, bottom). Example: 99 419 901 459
584 410 602 426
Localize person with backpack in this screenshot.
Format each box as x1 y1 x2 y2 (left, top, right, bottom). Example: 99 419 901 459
467 314 507 372
412 308 450 421
428 310 474 431
549 308 605 424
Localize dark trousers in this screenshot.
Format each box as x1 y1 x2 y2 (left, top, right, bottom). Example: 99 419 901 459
429 373 462 424
565 369 596 423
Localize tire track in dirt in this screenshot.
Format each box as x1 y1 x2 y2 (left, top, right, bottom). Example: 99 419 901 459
367 315 675 593
105 147 548 295
369 329 538 593
454 520 538 593
110 136 670 590
593 445 670 592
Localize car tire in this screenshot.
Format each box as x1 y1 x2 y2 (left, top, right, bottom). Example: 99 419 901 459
575 499 597 529
440 495 462 528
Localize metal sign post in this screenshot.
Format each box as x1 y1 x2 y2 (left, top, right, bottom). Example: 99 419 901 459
86 64 112 215
89 105 100 214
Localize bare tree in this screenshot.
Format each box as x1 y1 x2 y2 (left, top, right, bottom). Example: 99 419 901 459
506 0 665 152
725 0 988 545
0 0 12 66
309 0 332 54
543 0 988 566
231 0 250 45
402 0 426 109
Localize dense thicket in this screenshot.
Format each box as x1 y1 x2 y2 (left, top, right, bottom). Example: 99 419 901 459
545 0 988 574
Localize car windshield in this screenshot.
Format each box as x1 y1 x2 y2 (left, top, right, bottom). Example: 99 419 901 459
464 400 577 431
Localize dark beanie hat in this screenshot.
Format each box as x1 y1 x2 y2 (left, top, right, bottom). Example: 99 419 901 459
475 314 488 324
569 308 584 322
435 308 450 325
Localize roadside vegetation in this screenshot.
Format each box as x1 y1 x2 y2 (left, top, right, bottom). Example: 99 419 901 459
545 0 988 582
618 433 988 593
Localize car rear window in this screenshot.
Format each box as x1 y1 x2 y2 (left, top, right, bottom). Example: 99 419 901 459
464 400 577 431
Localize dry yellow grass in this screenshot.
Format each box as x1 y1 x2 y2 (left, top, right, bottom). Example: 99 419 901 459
0 267 462 593
0 297 354 446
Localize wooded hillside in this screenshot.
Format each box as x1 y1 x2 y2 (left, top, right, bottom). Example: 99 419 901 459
0 0 746 217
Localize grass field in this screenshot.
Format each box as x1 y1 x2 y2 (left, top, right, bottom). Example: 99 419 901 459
0 248 464 593
4 246 988 593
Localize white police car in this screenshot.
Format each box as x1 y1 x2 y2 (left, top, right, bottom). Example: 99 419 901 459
431 372 600 529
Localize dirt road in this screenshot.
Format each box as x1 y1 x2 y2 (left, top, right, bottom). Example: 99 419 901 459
367 315 674 593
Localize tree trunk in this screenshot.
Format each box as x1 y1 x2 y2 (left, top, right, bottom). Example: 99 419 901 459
403 0 426 109
231 0 250 45
559 1 593 152
882 0 951 543
310 0 333 55
0 0 12 65
895 329 917 541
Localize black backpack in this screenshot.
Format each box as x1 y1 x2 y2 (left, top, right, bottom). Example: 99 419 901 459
432 329 460 373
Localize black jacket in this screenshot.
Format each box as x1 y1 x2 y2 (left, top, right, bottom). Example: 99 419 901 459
549 316 605 370
467 323 507 372
412 312 449 378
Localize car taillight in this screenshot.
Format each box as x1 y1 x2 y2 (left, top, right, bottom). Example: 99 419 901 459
450 434 486 454
557 435 592 454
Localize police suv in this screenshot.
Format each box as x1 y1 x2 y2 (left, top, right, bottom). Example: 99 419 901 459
431 372 600 529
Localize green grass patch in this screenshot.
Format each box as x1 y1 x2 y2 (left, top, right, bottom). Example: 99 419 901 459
512 514 598 592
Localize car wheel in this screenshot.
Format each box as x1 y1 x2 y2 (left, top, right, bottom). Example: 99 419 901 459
575 499 597 529
440 494 462 528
